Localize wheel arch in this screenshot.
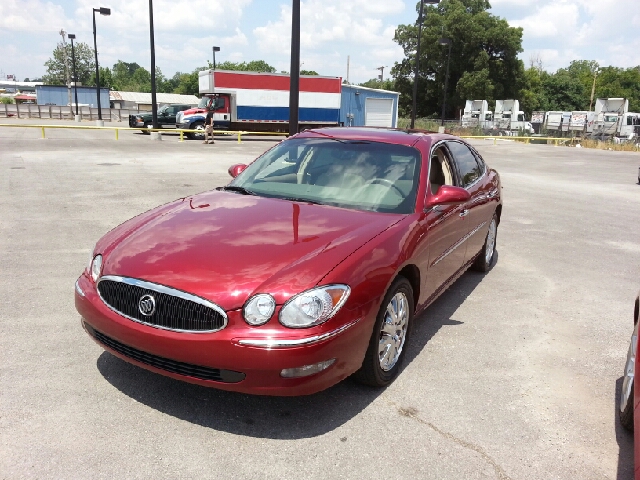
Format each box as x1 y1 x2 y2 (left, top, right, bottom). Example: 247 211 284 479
396 264 420 310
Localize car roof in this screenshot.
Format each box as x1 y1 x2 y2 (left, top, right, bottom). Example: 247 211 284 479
297 127 458 147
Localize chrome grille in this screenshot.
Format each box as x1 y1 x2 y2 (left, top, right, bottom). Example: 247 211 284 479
84 322 244 383
97 276 227 333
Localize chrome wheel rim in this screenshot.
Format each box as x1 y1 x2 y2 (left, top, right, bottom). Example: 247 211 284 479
195 124 204 138
485 218 497 265
621 323 637 413
378 292 409 372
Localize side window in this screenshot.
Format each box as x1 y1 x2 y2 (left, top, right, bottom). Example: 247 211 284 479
429 145 455 194
447 141 482 188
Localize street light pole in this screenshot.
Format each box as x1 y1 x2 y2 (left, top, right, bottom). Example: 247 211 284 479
438 37 451 126
410 0 440 129
288 0 300 136
148 0 159 131
213 46 220 69
68 34 80 120
92 7 111 123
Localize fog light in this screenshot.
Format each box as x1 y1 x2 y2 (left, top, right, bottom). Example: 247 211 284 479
280 359 335 378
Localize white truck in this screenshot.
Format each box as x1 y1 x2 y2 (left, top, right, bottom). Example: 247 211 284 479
461 100 493 130
568 111 595 136
530 111 545 134
619 112 640 140
592 98 628 139
493 100 532 135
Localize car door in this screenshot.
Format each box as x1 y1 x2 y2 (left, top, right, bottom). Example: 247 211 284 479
416 142 469 306
160 107 175 127
445 140 493 264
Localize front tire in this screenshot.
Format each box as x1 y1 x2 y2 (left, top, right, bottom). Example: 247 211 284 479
472 213 498 272
354 277 414 387
188 121 204 140
141 122 151 135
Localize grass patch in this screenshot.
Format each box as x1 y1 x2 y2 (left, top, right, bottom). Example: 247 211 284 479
572 138 640 152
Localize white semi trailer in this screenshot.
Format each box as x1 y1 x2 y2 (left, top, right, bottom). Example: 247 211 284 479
494 100 531 134
592 98 628 138
461 100 493 130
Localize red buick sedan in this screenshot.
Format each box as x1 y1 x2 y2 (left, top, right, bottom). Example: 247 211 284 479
75 127 502 396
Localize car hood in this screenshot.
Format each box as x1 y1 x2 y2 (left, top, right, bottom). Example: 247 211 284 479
100 190 404 311
182 107 206 116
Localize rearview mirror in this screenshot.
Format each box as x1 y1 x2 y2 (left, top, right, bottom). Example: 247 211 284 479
228 164 248 178
425 185 470 208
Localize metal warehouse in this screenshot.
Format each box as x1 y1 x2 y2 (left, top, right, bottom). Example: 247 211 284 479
340 85 399 128
110 91 199 111
36 85 110 108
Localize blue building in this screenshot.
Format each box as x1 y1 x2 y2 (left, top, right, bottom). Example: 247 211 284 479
36 85 110 107
340 85 399 128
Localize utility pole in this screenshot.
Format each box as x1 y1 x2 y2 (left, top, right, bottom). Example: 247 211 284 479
376 66 385 82
59 29 72 109
346 55 350 84
589 69 599 111
288 0 300 136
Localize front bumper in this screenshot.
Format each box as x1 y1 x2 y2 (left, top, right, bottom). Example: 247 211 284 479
75 273 372 396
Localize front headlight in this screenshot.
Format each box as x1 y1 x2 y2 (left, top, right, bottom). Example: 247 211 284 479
279 285 350 328
90 254 102 282
243 294 276 326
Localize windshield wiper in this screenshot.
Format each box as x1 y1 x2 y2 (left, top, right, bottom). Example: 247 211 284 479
279 196 324 205
216 186 257 196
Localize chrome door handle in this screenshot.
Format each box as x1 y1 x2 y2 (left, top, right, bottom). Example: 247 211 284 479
459 209 469 217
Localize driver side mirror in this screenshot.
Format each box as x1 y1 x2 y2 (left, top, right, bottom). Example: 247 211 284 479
425 185 470 209
228 164 248 178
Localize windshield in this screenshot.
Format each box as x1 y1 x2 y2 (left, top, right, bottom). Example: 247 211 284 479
229 138 421 214
157 105 168 113
198 97 210 108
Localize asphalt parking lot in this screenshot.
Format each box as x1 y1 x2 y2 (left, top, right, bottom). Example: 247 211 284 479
1 122 639 479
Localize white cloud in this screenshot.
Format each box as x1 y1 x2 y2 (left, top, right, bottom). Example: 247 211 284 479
254 0 405 52
72 0 250 34
0 0 68 32
510 3 579 38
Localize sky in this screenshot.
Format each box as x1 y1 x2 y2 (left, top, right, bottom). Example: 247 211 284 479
1 0 639 83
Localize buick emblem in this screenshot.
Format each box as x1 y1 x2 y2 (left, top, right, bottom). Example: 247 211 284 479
138 294 156 316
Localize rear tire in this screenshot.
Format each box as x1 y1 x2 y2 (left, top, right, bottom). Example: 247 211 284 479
472 213 497 272
620 323 637 431
354 277 414 387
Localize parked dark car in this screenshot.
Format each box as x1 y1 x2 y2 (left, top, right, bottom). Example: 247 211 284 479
75 127 502 396
129 104 192 133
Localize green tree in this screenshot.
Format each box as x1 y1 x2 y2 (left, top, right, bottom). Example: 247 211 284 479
172 68 208 96
110 61 143 90
300 70 319 75
359 78 396 91
89 66 113 88
43 41 95 85
213 60 276 73
392 0 524 118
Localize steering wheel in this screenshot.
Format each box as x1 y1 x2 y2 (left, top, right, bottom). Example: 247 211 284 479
364 178 404 197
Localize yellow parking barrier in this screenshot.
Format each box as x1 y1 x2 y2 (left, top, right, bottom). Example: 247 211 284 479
3 124 610 148
0 123 289 142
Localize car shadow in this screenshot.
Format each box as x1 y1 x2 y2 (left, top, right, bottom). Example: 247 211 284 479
96 259 491 440
614 377 634 479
